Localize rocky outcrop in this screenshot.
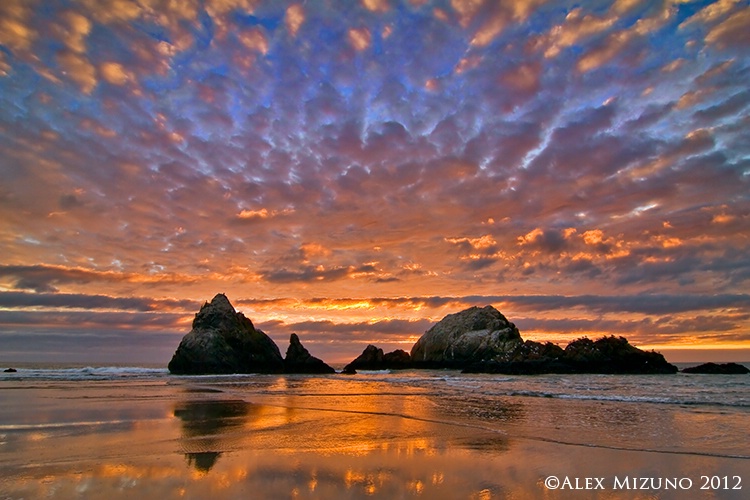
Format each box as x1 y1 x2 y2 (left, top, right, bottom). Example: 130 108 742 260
562 336 676 373
410 305 522 368
383 349 412 368
342 345 412 373
682 362 749 374
284 333 335 374
168 298 678 376
464 336 678 374
168 294 284 375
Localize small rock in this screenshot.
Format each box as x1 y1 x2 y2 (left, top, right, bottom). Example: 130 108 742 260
284 333 335 374
682 362 749 374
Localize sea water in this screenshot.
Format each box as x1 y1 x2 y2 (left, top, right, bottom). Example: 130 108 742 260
2 363 748 456
1 363 748 498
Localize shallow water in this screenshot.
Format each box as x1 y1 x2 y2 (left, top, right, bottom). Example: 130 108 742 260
1 367 748 498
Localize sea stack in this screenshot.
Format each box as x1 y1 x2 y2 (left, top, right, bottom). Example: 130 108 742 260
410 305 523 368
168 294 284 375
284 333 335 374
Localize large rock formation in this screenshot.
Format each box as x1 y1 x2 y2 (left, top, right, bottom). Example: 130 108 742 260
168 294 284 374
563 336 676 373
410 305 522 368
464 336 678 374
682 362 749 374
342 346 412 373
284 333 335 374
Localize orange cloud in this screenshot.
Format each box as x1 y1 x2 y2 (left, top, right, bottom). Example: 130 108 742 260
544 9 615 59
238 28 268 55
446 235 497 249
285 4 305 37
100 62 131 85
451 0 484 28
59 11 91 53
348 27 372 51
362 0 390 13
57 51 97 93
471 15 508 47
680 0 742 28
705 8 750 48
581 229 603 246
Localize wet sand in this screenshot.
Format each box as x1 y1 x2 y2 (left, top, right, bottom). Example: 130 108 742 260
1 376 747 499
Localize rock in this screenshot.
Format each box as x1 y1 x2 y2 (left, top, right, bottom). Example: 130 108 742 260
509 340 566 362
168 294 284 375
284 333 335 374
383 349 412 368
410 305 522 368
342 345 413 373
464 336 678 374
682 362 749 374
563 336 677 374
4 368 17 373
342 345 384 372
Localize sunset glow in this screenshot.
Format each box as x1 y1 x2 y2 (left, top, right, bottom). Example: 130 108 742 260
1 0 749 364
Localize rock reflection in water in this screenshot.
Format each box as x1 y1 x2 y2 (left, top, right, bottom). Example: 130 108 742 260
173 399 249 472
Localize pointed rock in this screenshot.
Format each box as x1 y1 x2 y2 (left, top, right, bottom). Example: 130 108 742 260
168 294 284 374
284 333 335 374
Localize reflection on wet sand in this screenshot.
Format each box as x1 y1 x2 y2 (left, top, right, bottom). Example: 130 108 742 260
173 399 249 472
2 376 748 499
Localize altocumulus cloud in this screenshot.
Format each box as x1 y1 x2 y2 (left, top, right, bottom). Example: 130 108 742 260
1 0 749 362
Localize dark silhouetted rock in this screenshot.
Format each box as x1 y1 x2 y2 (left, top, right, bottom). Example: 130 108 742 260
284 333 335 374
168 294 284 375
563 336 677 374
509 340 566 362
682 362 749 374
342 345 413 373
465 336 678 374
4 368 17 373
410 305 522 368
383 349 412 368
343 345 383 372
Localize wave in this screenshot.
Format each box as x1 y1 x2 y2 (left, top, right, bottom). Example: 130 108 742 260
1 366 170 381
506 389 750 408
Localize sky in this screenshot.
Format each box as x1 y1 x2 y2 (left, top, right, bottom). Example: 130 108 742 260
1 0 749 365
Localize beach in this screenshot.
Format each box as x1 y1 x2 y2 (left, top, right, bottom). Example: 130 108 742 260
1 367 748 499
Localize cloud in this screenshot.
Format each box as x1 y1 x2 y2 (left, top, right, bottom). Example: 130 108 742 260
348 27 372 51
1 0 749 359
0 291 197 312
0 265 200 293
517 228 571 253
705 8 750 49
285 4 305 36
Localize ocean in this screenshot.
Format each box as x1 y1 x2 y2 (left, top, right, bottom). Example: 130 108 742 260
1 364 748 498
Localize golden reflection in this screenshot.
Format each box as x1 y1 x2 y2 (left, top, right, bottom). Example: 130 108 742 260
5 376 749 499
